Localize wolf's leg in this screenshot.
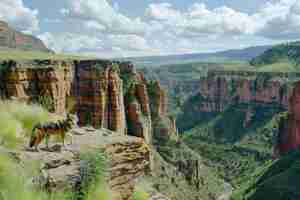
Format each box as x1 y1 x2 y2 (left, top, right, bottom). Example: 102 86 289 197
34 145 39 152
61 132 66 148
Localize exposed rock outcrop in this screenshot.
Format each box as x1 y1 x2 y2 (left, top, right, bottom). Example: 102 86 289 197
1 127 150 200
179 70 300 130
0 59 177 145
2 60 74 114
275 82 300 156
75 60 126 135
198 70 297 113
0 21 51 52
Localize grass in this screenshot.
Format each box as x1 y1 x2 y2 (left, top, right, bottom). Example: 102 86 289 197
0 101 112 200
0 50 94 61
132 187 150 200
0 101 50 147
256 61 298 72
182 104 284 185
231 151 300 200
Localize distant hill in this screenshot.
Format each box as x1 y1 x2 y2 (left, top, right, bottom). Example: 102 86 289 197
0 21 51 53
250 41 300 67
123 45 272 67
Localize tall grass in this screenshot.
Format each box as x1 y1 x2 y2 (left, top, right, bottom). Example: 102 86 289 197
133 187 150 200
0 101 50 147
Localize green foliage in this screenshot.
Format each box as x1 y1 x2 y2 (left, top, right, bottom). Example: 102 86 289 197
231 151 300 200
77 151 110 200
0 101 50 147
132 188 149 200
111 63 120 73
182 104 285 185
0 154 75 200
120 72 139 96
250 41 300 71
177 93 217 131
37 96 55 112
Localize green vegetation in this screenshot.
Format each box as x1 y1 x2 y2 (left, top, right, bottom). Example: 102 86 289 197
182 104 285 184
77 151 110 200
0 50 94 61
0 101 50 147
0 101 113 200
231 151 300 200
132 188 150 200
250 41 300 71
37 96 55 112
152 136 225 200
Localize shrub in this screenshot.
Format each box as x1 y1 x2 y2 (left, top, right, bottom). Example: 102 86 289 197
0 101 50 147
133 188 149 200
77 151 111 200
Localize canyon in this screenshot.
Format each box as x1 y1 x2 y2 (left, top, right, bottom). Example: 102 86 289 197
0 59 214 200
179 70 300 131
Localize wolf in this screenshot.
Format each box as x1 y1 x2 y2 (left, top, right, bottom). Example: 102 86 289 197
29 114 78 151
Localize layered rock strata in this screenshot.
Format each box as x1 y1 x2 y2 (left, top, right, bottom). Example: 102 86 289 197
1 127 150 200
0 60 177 144
198 70 300 113
275 81 300 156
1 60 74 114
75 60 126 135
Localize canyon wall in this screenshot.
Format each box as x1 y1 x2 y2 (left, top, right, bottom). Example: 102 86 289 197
275 81 300 156
0 59 177 143
1 60 74 114
198 70 300 112
179 70 300 131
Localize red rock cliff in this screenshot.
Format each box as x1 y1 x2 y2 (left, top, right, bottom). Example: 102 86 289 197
0 60 176 145
2 60 73 114
198 70 295 113
75 60 126 135
275 81 300 156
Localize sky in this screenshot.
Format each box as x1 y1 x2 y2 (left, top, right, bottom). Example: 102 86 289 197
1 0 300 58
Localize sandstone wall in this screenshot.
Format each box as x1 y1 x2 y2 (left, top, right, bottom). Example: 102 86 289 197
275 81 300 156
2 60 74 114
75 60 126 135
198 70 298 113
0 59 177 145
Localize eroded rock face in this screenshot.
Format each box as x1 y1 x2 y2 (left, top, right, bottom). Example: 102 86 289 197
198 71 295 114
275 82 300 156
2 60 74 114
2 127 150 200
1 59 176 145
75 60 126 134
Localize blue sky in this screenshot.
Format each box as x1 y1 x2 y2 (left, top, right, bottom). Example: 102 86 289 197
0 0 299 58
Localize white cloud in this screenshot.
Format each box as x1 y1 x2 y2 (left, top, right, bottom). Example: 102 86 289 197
39 0 300 57
0 0 39 33
38 32 154 58
255 0 300 39
38 32 103 53
63 0 147 35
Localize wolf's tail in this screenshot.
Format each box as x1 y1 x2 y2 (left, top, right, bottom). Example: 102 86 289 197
29 126 38 148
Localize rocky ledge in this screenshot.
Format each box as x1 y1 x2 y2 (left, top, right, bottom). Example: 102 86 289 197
0 127 150 200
